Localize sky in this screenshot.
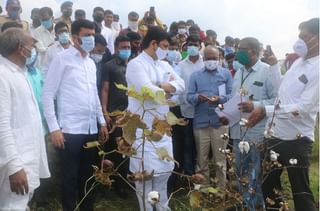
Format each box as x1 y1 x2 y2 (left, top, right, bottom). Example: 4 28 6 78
1 0 319 59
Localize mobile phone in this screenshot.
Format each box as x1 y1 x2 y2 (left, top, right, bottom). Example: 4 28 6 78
266 45 273 56
150 6 155 13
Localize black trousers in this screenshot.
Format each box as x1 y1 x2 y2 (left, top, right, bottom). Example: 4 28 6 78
262 137 317 211
60 133 99 211
104 127 129 189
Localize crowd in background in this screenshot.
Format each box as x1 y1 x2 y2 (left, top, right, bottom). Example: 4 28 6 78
0 0 319 211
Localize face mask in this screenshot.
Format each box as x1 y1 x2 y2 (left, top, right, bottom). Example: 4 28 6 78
293 38 308 58
58 32 70 44
204 60 219 71
112 22 120 31
236 50 251 65
178 28 187 35
9 10 19 20
26 48 37 67
187 46 199 56
167 50 180 63
156 47 168 60
94 15 104 23
128 20 138 32
90 53 103 63
80 36 95 53
118 49 131 60
41 19 53 29
63 10 72 17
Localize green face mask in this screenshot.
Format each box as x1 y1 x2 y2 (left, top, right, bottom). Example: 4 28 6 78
236 50 251 66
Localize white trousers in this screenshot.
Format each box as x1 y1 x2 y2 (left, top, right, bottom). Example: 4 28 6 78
135 173 171 211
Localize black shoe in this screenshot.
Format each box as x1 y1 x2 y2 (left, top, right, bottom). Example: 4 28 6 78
115 188 128 199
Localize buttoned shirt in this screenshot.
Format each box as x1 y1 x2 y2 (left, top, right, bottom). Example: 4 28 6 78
33 25 55 69
230 60 278 141
178 56 204 118
187 67 233 129
43 46 105 134
0 15 29 31
265 56 319 141
126 51 185 174
101 24 115 54
0 56 50 191
42 41 67 77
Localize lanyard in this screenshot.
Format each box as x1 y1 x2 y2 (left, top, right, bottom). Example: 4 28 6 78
240 68 253 88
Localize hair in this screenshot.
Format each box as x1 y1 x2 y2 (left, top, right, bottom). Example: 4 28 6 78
299 18 319 36
177 21 186 27
1 21 22 32
186 19 194 25
126 31 141 41
206 29 217 37
169 37 179 46
6 0 20 8
128 11 139 19
39 7 53 17
93 7 104 14
169 21 178 34
31 8 39 15
225 36 234 45
104 9 113 16
189 24 200 32
241 37 260 55
141 26 168 50
113 14 119 20
75 9 85 18
186 35 201 45
114 35 131 47
0 28 29 57
61 1 73 9
54 21 69 33
71 19 95 35
94 34 107 46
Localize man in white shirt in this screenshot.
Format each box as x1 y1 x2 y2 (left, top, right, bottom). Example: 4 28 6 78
101 9 115 55
247 18 319 211
43 19 108 211
42 21 71 76
126 26 184 211
0 28 50 210
177 35 204 176
33 7 55 70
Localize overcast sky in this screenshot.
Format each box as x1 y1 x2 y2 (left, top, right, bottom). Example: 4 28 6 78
1 0 319 59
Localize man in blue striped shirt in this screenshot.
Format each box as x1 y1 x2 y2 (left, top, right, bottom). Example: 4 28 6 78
187 46 233 189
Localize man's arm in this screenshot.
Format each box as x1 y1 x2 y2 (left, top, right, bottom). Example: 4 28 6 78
186 73 200 105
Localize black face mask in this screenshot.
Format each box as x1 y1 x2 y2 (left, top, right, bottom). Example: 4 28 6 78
93 15 104 23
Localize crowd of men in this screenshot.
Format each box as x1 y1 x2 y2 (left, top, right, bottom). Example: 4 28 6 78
0 0 319 211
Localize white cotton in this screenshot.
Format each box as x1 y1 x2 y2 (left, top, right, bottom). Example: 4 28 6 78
270 150 280 162
238 141 250 154
147 191 160 205
289 158 298 165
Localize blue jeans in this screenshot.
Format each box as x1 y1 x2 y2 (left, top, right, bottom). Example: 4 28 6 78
233 139 265 210
183 118 196 175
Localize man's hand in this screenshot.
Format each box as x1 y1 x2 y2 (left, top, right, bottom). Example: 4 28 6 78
50 130 65 149
219 117 229 125
207 96 220 105
265 55 278 66
99 125 109 144
247 107 266 128
9 169 28 195
198 94 208 102
238 101 254 113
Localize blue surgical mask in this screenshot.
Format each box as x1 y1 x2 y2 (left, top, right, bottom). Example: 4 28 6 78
167 50 180 63
187 46 199 56
58 32 70 44
80 36 95 53
9 10 19 20
41 19 53 29
26 48 37 67
118 49 131 60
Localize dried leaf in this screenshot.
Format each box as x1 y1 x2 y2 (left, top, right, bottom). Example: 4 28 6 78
156 147 174 162
83 141 100 149
146 130 163 142
108 110 126 117
127 170 154 182
152 117 172 136
189 191 202 208
122 113 148 144
141 86 156 101
166 111 188 126
191 173 206 184
116 137 136 157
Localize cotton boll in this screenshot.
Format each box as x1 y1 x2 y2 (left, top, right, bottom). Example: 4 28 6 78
147 191 160 205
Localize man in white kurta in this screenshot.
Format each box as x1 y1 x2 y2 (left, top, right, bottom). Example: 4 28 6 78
126 26 185 211
0 28 50 210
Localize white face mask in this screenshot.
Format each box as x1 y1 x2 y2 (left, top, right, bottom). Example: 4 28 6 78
112 22 121 31
293 38 308 58
156 47 168 60
90 53 103 63
204 60 219 71
128 20 138 32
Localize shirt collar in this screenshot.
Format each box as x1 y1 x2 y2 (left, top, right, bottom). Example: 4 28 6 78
0 55 26 72
141 51 158 65
69 46 88 58
303 55 319 65
115 55 126 65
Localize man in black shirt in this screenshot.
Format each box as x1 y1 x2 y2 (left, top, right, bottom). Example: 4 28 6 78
100 35 131 198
